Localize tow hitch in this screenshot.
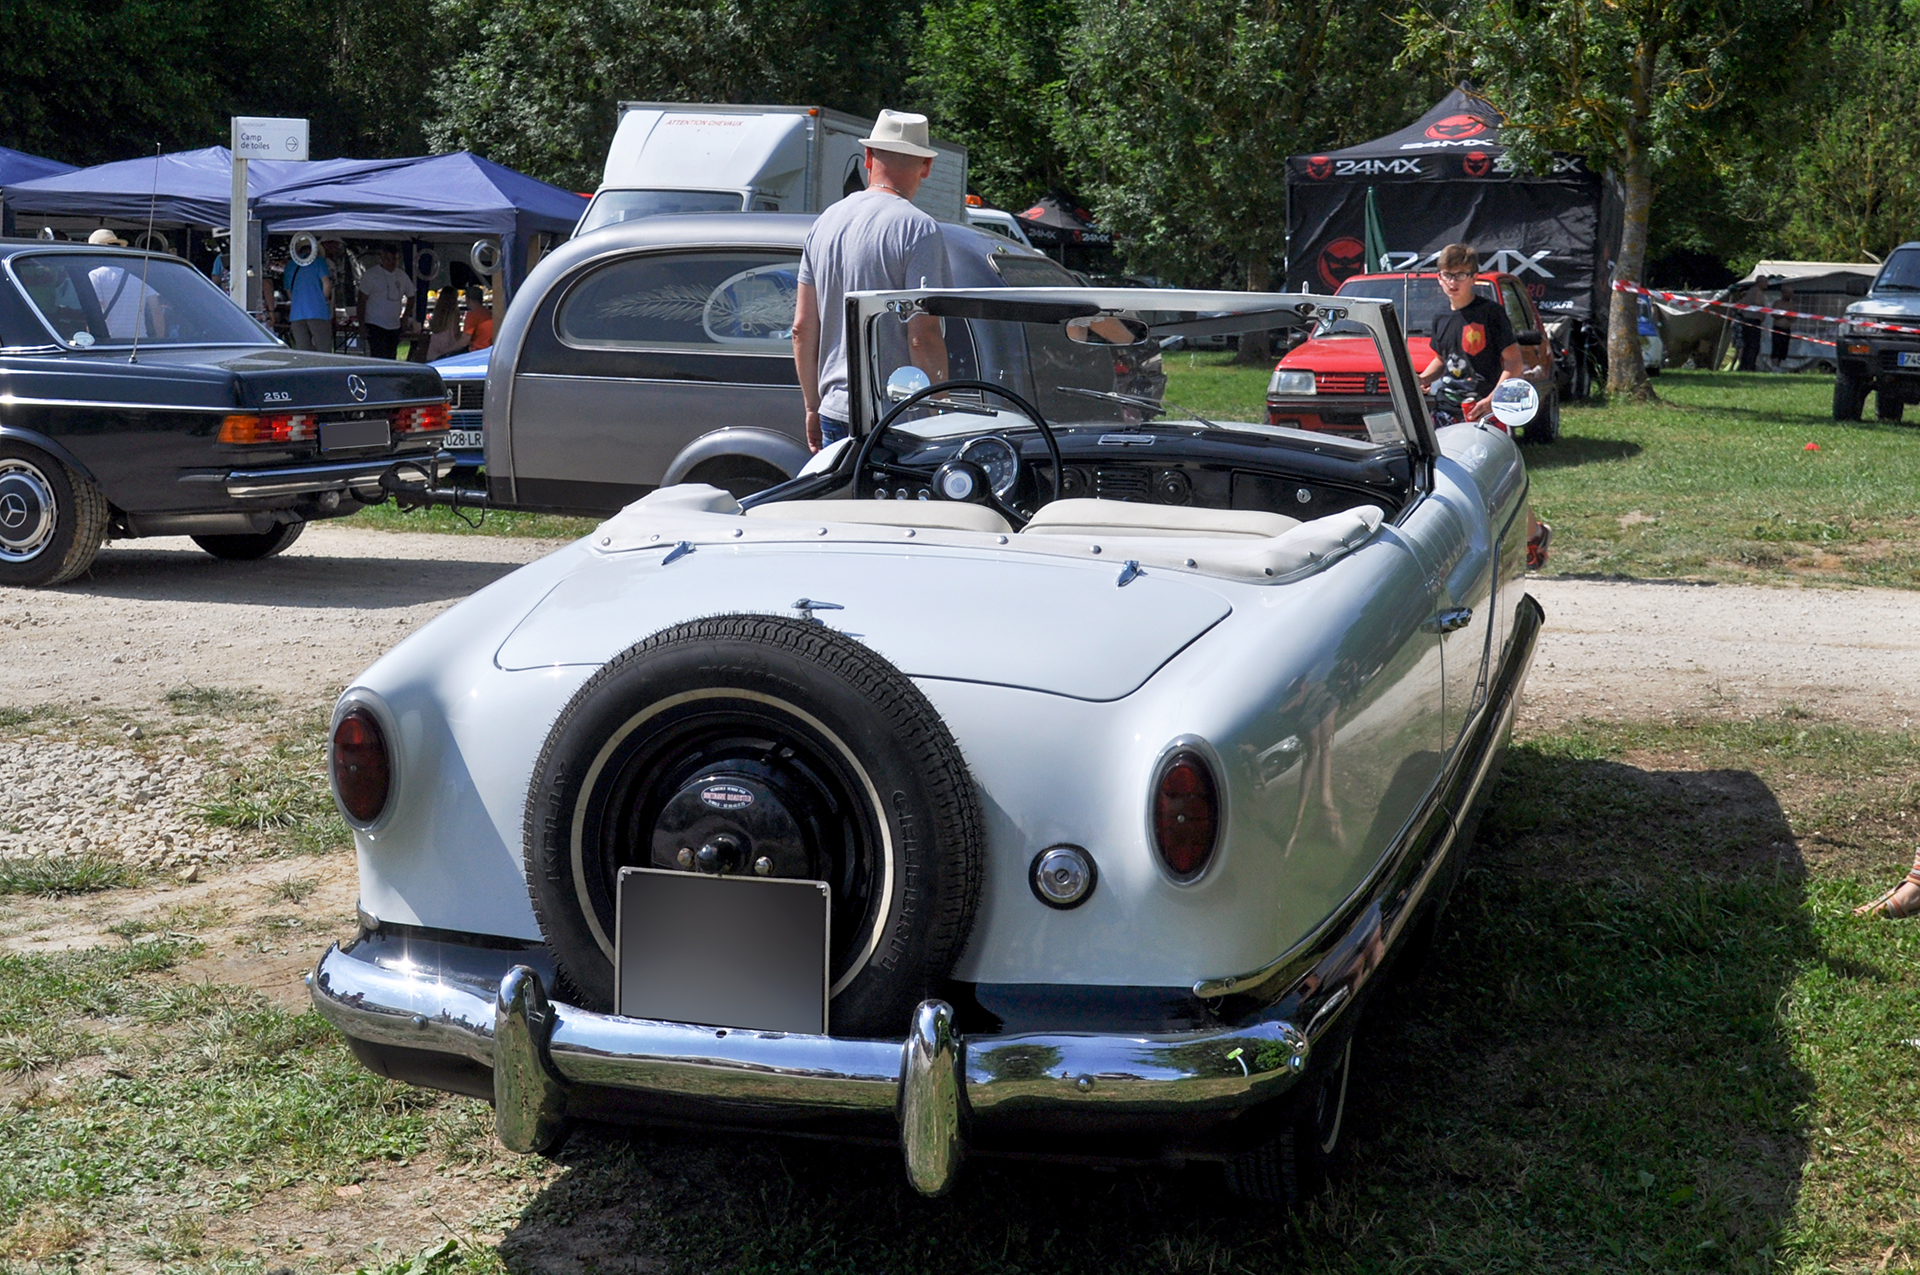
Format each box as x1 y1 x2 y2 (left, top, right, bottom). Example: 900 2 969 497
377 454 492 515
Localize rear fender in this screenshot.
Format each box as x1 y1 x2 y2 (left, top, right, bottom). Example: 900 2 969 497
0 422 103 489
662 427 810 487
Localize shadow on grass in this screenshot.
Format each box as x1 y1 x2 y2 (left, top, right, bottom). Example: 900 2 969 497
493 745 1813 1275
1523 433 1645 471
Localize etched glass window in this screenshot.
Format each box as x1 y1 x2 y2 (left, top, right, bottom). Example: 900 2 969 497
556 250 801 352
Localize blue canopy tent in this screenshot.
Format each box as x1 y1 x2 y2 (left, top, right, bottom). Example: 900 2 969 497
259 151 588 301
0 146 79 236
1 146 405 229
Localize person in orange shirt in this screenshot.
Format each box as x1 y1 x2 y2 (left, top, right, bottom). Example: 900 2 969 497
463 285 494 352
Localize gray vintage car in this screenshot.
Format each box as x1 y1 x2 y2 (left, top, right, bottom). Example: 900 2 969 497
457 214 1099 512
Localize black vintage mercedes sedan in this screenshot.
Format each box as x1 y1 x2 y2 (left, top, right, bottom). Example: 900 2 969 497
0 241 449 586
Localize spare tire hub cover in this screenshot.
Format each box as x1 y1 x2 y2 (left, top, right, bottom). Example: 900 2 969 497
649 764 815 878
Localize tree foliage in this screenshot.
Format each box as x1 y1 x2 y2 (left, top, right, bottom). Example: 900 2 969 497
1056 0 1439 292
425 0 921 190
908 0 1075 211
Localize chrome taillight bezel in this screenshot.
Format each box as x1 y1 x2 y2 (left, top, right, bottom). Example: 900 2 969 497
1149 739 1224 884
329 690 400 831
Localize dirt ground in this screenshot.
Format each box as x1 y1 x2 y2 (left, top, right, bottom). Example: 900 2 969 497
5 524 1919 1271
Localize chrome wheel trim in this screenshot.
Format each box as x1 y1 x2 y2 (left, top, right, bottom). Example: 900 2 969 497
0 459 58 563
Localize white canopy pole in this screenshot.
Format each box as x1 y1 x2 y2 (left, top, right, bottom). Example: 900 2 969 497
228 155 247 311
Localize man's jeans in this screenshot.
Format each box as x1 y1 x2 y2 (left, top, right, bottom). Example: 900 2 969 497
820 415 850 447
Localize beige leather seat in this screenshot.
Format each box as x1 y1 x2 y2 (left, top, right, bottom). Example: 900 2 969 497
745 499 1014 535
1021 498 1301 540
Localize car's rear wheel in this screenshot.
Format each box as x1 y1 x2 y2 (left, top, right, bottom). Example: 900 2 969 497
0 442 108 588
192 520 306 561
1876 390 1905 423
523 615 983 1035
1834 365 1868 421
1221 1037 1354 1205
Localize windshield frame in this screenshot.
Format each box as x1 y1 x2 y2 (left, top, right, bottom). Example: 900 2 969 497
6 249 280 351
577 189 750 235
846 285 1435 457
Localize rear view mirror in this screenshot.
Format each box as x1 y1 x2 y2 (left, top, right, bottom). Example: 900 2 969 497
1488 379 1540 430
887 365 932 402
1064 314 1152 346
1514 328 1544 346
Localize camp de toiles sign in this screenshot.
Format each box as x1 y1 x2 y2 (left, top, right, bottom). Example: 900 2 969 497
227 117 308 311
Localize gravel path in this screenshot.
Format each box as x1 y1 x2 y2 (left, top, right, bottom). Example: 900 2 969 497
0 523 570 711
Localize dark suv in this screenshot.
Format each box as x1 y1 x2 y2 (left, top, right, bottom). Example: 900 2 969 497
1835 243 1920 422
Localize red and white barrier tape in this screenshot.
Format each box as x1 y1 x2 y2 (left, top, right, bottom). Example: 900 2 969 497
1611 279 1920 338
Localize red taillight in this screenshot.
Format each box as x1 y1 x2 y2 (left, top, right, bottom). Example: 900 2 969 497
220 413 316 444
1153 751 1219 879
391 402 450 434
332 708 391 824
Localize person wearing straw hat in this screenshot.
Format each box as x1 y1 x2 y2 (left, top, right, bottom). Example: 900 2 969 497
791 109 951 452
84 228 162 338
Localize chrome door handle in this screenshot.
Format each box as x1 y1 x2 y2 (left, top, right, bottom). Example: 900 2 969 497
1433 607 1473 632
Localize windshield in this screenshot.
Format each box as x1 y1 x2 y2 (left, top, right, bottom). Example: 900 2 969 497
863 307 1397 445
578 189 746 234
1322 276 1494 336
12 253 275 348
1875 247 1920 292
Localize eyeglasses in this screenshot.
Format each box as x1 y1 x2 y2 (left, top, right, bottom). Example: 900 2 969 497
1437 271 1475 283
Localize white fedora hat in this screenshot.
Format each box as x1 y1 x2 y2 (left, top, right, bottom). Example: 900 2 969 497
862 109 938 159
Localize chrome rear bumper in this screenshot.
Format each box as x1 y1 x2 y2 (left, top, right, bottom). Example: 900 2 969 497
220 452 453 500
308 936 1310 1196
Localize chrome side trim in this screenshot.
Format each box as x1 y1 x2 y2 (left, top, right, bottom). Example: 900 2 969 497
899 1001 965 1196
1192 590 1545 1002
494 967 569 1153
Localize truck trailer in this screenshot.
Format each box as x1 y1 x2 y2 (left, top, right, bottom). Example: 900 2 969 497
577 103 969 236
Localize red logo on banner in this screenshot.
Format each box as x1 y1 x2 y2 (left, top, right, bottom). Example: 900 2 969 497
1306 155 1333 180
1425 114 1487 140
1462 323 1486 355
1463 151 1492 177
1317 237 1368 289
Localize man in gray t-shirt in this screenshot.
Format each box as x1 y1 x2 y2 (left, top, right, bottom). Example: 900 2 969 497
793 110 951 451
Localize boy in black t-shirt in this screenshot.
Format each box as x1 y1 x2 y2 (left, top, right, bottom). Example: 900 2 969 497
1416 243 1523 422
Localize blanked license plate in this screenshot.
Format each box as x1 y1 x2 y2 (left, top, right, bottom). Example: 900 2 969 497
320 418 390 453
615 867 829 1033
1897 351 1920 368
444 429 483 450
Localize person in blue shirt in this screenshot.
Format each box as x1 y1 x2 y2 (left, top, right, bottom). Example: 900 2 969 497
283 250 334 351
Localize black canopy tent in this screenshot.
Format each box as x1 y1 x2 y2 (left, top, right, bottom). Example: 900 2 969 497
1286 87 1623 338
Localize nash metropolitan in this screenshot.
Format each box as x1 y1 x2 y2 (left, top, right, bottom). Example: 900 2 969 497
0 240 450 587
311 283 1543 1202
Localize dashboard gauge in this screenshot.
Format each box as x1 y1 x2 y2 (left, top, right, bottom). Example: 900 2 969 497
957 436 1020 499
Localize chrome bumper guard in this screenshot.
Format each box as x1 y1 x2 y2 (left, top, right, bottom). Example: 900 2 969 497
222 453 454 501
308 940 1309 1196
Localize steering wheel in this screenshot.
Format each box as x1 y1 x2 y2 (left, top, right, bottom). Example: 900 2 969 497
851 379 1063 530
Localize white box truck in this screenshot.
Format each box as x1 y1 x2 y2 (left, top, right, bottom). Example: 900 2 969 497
576 103 969 236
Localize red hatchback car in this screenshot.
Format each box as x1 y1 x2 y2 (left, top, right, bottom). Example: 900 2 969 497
1267 272 1561 444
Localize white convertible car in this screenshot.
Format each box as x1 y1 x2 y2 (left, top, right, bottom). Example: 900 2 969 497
311 285 1543 1203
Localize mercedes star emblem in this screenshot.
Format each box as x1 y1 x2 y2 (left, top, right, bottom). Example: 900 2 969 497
0 492 27 529
347 374 369 402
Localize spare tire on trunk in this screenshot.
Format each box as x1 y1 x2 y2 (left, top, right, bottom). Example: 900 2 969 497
523 614 983 1036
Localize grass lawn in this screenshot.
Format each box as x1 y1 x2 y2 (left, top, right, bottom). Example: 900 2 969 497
1162 354 1920 590
4 710 1920 1272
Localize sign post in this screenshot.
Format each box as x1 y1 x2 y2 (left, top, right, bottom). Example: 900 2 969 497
229 117 308 314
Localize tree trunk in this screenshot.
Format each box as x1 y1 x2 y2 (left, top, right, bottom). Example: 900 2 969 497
1236 253 1273 364
1607 43 1658 400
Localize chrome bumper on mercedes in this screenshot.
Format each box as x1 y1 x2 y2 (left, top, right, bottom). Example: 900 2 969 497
221 452 454 500
308 936 1310 1196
